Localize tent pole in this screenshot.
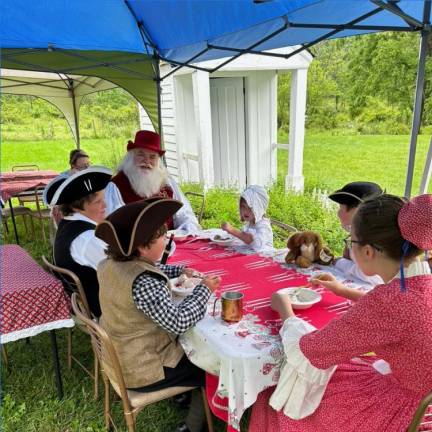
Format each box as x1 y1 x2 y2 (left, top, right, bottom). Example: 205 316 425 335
155 56 165 163
419 136 432 194
404 31 430 197
69 81 81 149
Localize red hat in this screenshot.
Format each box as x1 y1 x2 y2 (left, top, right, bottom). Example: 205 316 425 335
126 130 165 156
398 194 432 250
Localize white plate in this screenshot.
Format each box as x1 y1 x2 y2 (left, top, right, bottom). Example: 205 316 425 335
167 229 189 241
276 287 321 310
170 276 202 297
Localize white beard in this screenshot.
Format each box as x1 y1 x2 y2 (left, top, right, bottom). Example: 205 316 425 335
119 152 169 198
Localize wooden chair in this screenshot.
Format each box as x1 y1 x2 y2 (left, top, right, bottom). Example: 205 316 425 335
30 186 51 243
185 191 205 223
270 218 298 245
408 391 432 432
11 164 39 171
42 256 100 399
71 293 214 432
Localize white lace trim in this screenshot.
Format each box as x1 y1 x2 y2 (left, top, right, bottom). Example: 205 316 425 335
269 316 336 420
0 319 75 343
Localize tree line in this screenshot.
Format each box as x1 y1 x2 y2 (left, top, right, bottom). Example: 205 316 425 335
278 32 432 135
2 32 432 140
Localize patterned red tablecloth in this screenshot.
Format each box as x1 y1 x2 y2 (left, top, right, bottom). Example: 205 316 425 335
0 244 74 343
0 170 58 201
172 239 351 430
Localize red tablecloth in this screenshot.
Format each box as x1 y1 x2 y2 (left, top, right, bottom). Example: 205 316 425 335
0 244 74 343
0 170 58 201
172 240 350 430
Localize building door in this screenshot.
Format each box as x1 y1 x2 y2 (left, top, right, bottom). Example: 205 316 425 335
210 77 247 188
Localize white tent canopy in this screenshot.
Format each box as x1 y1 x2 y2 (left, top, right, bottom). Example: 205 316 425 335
1 69 117 147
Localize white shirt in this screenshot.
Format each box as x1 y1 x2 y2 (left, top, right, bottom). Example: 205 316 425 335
242 218 274 253
63 213 107 270
104 176 200 233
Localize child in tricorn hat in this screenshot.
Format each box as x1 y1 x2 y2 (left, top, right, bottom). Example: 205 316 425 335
95 198 220 432
310 181 384 301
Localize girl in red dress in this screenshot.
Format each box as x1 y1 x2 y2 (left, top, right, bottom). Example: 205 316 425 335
249 194 432 432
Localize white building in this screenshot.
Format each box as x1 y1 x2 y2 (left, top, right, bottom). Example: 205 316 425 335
139 47 312 191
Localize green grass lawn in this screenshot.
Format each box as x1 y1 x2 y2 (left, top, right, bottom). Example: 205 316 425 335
278 132 432 195
2 133 431 196
1 132 430 431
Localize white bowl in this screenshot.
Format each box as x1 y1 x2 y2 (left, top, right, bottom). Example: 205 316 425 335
170 276 202 297
276 287 322 310
211 235 234 247
167 229 189 241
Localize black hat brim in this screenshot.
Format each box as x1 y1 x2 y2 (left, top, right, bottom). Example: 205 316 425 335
51 166 112 206
95 198 182 256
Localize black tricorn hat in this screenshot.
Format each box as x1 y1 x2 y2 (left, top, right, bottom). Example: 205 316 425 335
50 166 112 206
329 181 383 207
43 174 68 206
95 198 183 257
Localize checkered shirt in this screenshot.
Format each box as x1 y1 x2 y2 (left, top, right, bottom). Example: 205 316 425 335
132 264 211 335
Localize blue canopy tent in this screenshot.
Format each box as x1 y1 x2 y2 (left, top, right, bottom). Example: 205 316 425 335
1 0 431 196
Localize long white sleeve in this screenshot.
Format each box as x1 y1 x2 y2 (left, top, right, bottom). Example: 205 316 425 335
269 316 336 419
104 181 125 216
70 230 107 270
167 177 201 232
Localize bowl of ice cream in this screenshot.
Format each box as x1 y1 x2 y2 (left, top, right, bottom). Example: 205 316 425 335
276 287 321 310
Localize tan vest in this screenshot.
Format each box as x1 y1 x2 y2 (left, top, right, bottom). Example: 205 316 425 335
98 258 184 388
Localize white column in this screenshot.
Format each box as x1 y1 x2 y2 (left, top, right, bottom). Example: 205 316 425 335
286 68 307 192
192 70 214 189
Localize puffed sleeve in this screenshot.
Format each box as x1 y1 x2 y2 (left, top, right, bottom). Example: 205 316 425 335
269 316 336 419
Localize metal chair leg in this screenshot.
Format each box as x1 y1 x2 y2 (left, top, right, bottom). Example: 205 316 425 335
67 328 72 370
103 374 112 430
2 345 9 370
94 352 99 400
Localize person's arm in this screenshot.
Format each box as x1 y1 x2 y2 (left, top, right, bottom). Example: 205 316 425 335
221 222 253 244
132 273 219 335
168 178 200 232
299 286 401 369
158 263 184 278
103 182 125 216
310 272 366 301
70 230 107 270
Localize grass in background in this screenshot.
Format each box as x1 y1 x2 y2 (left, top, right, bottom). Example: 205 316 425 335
277 131 432 196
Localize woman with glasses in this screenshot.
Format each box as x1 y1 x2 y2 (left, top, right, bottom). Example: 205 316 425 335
249 194 432 432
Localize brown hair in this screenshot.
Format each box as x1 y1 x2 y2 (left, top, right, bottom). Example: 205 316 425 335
105 224 168 261
69 149 89 166
60 192 97 216
352 194 421 261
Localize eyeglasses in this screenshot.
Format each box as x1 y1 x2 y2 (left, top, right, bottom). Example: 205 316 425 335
344 236 382 252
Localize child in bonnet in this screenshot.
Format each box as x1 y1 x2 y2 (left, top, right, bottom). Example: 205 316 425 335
221 185 273 253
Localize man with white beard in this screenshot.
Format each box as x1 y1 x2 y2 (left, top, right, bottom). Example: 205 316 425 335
104 130 200 232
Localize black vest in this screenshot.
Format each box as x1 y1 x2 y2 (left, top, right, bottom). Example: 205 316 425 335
54 219 101 317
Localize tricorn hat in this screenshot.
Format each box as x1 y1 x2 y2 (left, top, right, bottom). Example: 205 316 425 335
126 130 165 156
50 166 112 206
43 174 68 206
95 198 182 257
329 181 383 207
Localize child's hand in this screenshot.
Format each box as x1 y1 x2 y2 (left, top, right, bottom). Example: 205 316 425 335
221 222 232 233
271 292 295 319
182 267 202 278
202 276 221 293
310 273 346 296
